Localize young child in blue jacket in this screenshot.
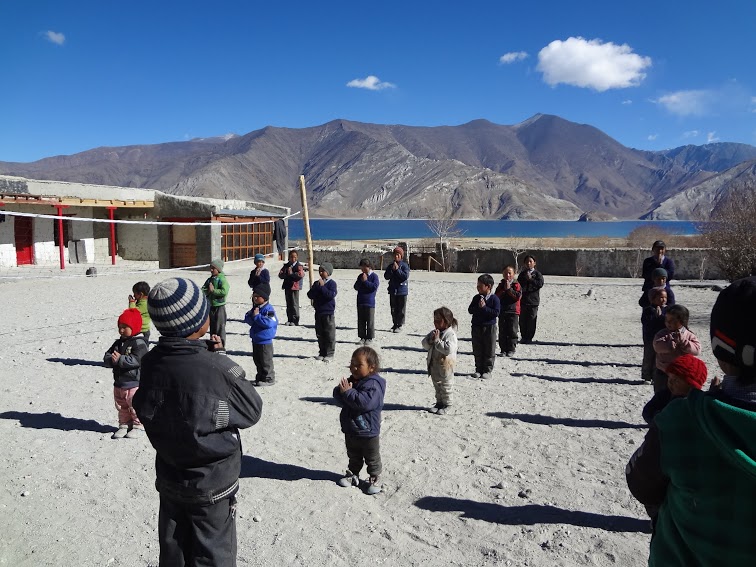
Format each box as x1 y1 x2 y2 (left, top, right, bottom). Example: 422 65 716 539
307 262 338 361
333 346 386 495
468 274 500 379
244 283 278 386
354 258 380 345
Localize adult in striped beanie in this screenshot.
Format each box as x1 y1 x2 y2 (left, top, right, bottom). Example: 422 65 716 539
147 277 210 338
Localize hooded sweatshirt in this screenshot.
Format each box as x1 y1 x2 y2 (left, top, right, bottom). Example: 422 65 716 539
626 383 756 566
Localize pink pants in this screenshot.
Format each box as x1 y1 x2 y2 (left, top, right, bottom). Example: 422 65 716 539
114 386 141 426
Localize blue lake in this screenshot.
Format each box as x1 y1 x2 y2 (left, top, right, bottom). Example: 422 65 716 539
288 219 701 241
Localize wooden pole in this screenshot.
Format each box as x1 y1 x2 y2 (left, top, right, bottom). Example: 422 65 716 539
298 175 315 287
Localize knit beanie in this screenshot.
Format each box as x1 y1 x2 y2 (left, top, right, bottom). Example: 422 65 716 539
148 278 209 338
253 282 271 300
118 308 143 334
652 267 668 279
319 262 334 276
211 259 224 271
393 246 404 258
665 354 707 390
652 240 666 250
710 276 756 377
254 253 265 262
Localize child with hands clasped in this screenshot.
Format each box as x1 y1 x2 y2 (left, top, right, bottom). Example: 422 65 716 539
244 283 278 386
495 266 522 357
333 347 386 495
248 253 271 289
640 288 668 382
652 304 701 393
468 274 500 379
128 281 152 343
278 250 305 326
421 307 458 415
307 263 338 361
104 308 149 439
354 258 380 345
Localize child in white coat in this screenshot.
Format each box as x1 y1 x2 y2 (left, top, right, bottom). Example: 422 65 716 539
421 307 459 415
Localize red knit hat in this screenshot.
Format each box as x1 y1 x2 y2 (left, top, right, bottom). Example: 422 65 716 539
393 246 404 258
666 354 707 390
118 308 143 334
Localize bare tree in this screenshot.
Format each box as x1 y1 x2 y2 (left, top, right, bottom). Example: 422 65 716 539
626 224 673 249
508 239 527 272
700 188 756 282
426 217 464 271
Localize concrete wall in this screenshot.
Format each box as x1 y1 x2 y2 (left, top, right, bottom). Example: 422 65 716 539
301 246 723 280
0 215 15 265
117 217 159 261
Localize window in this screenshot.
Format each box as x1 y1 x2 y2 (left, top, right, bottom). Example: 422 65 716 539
220 219 274 261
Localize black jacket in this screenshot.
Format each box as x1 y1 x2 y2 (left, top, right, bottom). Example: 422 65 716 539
133 337 263 505
517 269 544 306
103 334 148 389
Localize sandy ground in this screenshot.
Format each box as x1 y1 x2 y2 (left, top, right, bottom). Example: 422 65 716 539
0 261 724 566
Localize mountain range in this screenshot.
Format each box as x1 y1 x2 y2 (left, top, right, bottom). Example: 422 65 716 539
2 114 755 220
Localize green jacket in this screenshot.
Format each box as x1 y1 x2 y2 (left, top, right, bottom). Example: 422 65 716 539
650 389 756 566
129 297 151 333
202 273 229 307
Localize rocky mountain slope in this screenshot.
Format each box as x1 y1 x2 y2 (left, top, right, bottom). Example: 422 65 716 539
1 115 754 219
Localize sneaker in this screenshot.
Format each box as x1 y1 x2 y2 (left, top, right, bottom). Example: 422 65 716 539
391 327 400 334
357 339 365 345
366 476 382 495
471 372 481 379
111 425 129 439
506 351 515 357
314 355 324 361
254 379 275 386
436 407 447 416
337 471 360 488
428 403 440 414
481 372 492 380
363 339 373 346
125 425 144 439
322 357 333 364
497 351 506 357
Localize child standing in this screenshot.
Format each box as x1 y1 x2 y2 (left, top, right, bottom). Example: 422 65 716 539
307 262 338 362
468 274 500 379
640 288 668 382
642 354 707 424
128 281 152 343
244 283 278 386
495 265 522 357
104 308 148 439
248 253 271 289
639 267 676 308
652 304 701 393
133 277 263 566
421 307 458 415
354 258 380 345
384 246 410 333
517 255 544 343
333 346 386 495
202 259 229 348
278 250 305 326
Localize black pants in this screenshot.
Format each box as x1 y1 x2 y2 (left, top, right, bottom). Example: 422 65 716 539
284 289 300 325
357 305 375 340
345 434 382 478
641 343 656 382
252 342 275 383
653 368 668 393
471 324 497 374
209 305 227 348
158 494 237 567
519 305 539 342
315 313 336 357
498 313 519 354
389 295 407 329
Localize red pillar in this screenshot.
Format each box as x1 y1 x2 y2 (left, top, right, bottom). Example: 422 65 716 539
54 204 69 270
106 207 117 265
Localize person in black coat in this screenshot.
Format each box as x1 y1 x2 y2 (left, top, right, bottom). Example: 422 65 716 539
517 255 544 343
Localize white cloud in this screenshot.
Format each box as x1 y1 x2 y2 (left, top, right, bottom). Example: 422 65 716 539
707 131 720 143
346 75 396 91
647 134 658 141
621 99 632 105
653 90 712 116
682 130 700 139
499 51 528 64
44 30 65 45
536 37 651 91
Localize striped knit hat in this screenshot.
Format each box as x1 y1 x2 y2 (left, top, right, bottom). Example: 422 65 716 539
710 276 756 378
148 277 209 337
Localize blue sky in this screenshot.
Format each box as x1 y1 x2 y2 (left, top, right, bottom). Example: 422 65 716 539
2 0 755 162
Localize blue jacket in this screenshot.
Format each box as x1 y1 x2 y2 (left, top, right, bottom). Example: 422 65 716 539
468 293 500 326
307 278 338 315
384 261 409 296
244 301 278 345
333 373 386 438
354 271 380 307
248 268 271 289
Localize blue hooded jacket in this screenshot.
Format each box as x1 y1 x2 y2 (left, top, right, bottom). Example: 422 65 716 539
333 373 386 438
244 302 278 345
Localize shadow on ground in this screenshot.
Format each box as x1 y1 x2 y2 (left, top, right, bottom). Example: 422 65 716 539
0 411 114 433
488 411 646 429
240 455 341 482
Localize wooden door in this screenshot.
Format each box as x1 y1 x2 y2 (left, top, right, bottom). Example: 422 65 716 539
170 224 197 268
14 216 34 265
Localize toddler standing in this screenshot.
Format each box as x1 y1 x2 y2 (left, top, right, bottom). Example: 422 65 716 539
468 274 500 379
104 308 148 439
244 283 278 386
641 288 668 382
421 307 458 415
333 346 386 495
652 304 701 393
495 266 522 357
202 259 229 348
354 258 380 345
248 253 271 289
128 281 152 343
